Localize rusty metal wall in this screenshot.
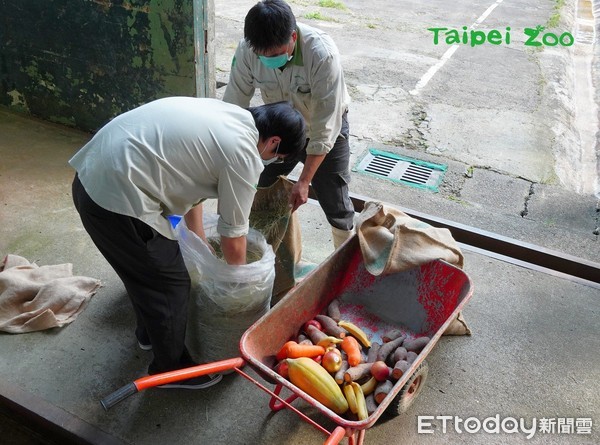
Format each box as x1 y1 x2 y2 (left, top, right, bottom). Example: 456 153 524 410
0 0 196 132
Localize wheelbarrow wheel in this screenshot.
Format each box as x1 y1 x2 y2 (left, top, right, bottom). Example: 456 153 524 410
386 361 429 417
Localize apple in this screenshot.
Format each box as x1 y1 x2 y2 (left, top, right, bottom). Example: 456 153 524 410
371 360 390 381
304 319 322 332
321 349 343 373
275 360 289 379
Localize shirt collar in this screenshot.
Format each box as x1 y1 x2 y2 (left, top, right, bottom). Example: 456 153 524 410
290 27 304 66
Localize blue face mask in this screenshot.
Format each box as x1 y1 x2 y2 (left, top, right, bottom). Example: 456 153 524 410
259 53 292 69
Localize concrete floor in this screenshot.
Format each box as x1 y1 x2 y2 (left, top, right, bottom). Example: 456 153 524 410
1 101 600 445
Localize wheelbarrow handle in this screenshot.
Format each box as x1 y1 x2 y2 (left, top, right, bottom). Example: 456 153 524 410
100 383 138 411
100 357 246 410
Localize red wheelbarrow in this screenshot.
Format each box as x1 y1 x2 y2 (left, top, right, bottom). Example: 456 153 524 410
101 236 473 444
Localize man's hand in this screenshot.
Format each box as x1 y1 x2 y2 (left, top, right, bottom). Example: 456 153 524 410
290 180 309 212
290 154 326 212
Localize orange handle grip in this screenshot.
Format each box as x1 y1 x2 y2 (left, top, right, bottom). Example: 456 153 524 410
134 357 246 390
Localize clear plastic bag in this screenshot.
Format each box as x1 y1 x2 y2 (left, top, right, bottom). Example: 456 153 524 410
176 214 275 367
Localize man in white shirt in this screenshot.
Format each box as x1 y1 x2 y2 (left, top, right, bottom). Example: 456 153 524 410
223 0 355 250
70 97 305 388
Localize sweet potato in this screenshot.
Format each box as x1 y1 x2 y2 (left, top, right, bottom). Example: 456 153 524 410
382 328 404 343
406 351 418 364
376 335 405 363
374 380 394 404
315 314 347 338
365 393 378 414
327 299 342 321
344 363 373 383
334 360 350 385
305 324 329 344
404 337 430 353
297 333 310 344
392 346 408 363
392 360 410 380
367 342 381 363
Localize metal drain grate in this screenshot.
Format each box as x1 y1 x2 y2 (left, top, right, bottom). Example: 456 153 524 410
353 149 446 191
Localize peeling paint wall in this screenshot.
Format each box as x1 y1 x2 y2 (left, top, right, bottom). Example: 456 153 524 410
0 0 197 131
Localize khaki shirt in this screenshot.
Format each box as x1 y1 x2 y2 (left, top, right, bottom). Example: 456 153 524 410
223 23 350 156
69 97 262 240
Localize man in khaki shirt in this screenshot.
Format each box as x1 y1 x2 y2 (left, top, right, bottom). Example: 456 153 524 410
224 0 355 249
70 98 305 388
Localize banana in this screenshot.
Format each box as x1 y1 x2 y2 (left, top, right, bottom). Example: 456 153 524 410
360 376 377 396
343 383 358 414
286 357 349 415
338 320 372 348
317 336 343 349
351 382 369 421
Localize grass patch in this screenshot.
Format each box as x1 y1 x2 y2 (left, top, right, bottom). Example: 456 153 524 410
546 0 566 28
367 23 377 29
304 11 336 21
318 0 346 10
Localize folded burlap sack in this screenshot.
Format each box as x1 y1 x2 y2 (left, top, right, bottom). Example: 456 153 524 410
250 177 303 305
0 254 101 333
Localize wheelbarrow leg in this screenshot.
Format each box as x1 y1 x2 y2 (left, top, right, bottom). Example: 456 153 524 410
347 428 366 445
269 383 299 411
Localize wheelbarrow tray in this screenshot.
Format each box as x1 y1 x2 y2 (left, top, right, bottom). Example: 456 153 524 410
240 235 474 430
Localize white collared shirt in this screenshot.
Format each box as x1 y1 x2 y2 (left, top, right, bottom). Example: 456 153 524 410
69 97 262 239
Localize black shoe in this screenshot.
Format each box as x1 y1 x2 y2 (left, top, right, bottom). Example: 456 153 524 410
135 330 152 351
157 373 223 390
137 340 152 351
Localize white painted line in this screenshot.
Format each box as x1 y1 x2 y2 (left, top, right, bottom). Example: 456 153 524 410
410 0 504 95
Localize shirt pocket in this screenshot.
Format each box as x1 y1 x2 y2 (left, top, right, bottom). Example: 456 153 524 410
290 77 312 110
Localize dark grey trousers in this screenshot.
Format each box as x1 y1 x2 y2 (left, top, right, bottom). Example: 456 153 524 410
257 112 355 231
72 174 194 374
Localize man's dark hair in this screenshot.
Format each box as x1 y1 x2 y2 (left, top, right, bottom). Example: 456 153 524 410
244 0 296 52
248 102 306 157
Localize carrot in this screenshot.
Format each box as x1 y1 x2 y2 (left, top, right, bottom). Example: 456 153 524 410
341 336 362 367
286 343 325 359
276 341 297 361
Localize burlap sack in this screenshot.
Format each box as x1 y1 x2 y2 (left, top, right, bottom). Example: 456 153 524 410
250 177 302 305
356 201 471 336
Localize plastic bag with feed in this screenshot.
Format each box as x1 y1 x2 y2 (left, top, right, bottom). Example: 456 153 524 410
176 214 275 368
